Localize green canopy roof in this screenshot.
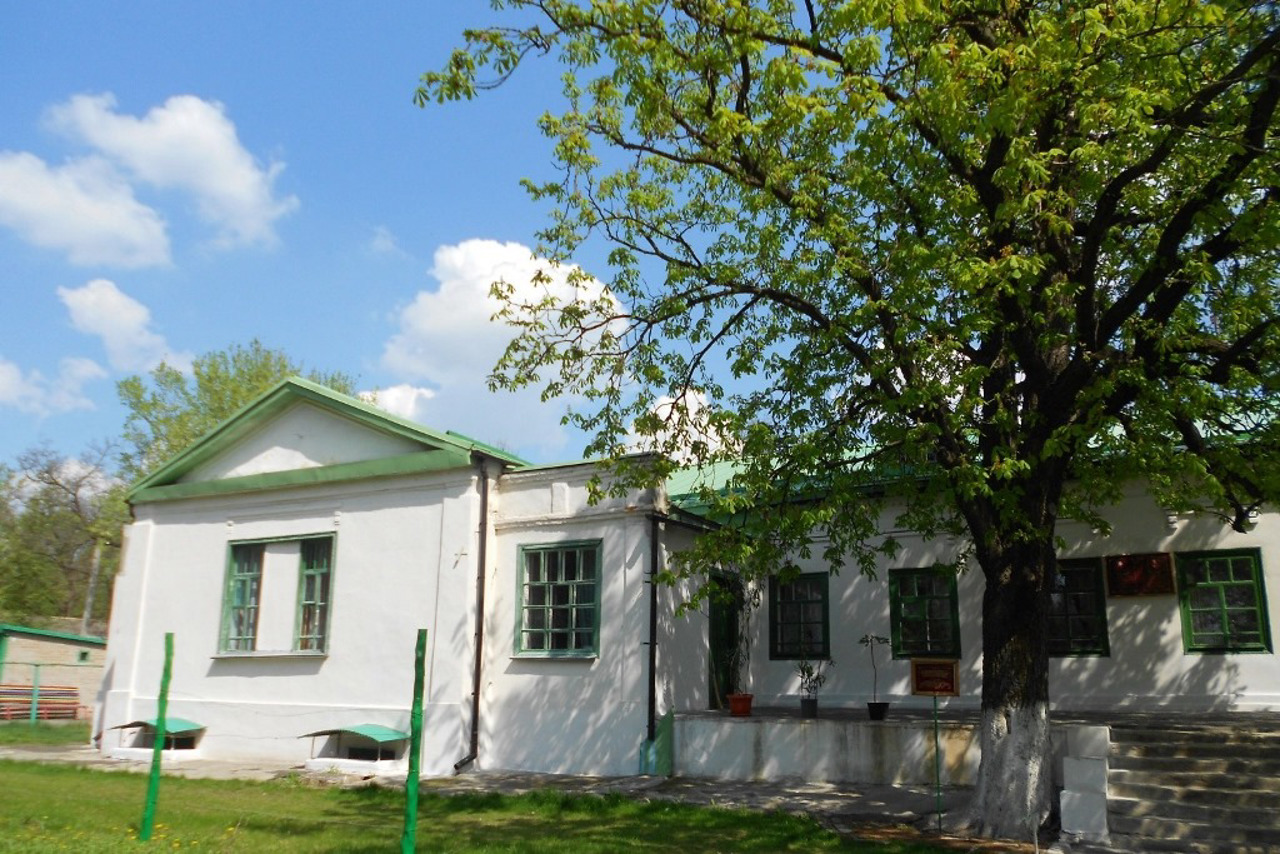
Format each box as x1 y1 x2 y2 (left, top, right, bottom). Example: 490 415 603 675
110 717 205 735
299 724 408 744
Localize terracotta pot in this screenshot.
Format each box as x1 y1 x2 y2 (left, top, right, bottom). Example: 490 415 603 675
867 701 890 721
800 697 818 719
727 693 754 717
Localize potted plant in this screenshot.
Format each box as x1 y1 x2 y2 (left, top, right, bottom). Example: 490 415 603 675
859 633 891 720
724 583 759 717
795 657 833 718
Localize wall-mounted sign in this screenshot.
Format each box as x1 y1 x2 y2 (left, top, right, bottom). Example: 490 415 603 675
911 658 959 697
1105 553 1175 596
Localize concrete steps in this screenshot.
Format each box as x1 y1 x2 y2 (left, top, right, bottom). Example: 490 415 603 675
1102 724 1280 854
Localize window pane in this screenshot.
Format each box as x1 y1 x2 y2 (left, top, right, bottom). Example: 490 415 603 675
519 544 601 655
1224 585 1257 609
769 573 829 658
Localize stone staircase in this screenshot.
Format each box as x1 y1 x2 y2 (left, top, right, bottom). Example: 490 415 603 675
1101 722 1280 853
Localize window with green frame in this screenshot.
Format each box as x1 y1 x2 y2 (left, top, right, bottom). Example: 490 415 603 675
769 573 830 659
1177 549 1271 653
517 541 601 656
1048 558 1109 656
219 535 335 653
889 567 960 659
223 543 264 651
296 538 333 651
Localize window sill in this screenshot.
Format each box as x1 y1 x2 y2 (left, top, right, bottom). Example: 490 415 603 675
212 650 328 660
511 653 598 661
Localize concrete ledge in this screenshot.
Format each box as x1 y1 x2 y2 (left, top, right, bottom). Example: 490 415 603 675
1061 790 1109 841
1064 757 1108 794
674 713 980 785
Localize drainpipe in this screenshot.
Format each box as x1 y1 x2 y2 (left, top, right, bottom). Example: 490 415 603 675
646 514 660 742
454 457 491 773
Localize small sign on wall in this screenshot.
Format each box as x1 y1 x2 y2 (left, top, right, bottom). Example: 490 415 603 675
1105 553 1175 596
911 658 959 697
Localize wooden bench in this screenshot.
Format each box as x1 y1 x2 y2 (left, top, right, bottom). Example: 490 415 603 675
0 684 80 720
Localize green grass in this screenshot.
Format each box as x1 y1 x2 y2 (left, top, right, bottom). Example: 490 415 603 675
0 760 955 853
0 721 90 746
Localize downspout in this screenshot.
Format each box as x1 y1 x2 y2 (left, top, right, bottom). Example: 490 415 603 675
646 513 660 742
454 456 491 773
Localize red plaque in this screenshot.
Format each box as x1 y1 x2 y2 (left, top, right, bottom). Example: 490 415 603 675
1105 553 1174 596
911 658 958 697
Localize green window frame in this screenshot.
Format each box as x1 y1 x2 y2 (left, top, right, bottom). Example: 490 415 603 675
889 567 960 659
769 573 830 659
516 541 601 657
295 537 334 652
222 543 264 652
1177 549 1271 653
1048 558 1109 657
219 535 336 654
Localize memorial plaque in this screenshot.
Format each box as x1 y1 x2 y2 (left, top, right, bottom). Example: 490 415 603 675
1105 552 1174 596
911 658 958 697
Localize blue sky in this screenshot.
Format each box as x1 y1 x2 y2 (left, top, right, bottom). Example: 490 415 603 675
1 2 608 467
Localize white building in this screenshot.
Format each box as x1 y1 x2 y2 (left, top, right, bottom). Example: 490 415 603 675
97 377 1279 775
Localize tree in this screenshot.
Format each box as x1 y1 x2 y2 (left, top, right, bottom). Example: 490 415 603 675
117 340 358 482
0 445 128 633
421 0 1280 838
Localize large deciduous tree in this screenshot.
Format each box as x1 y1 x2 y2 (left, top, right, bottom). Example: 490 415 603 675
0 445 127 634
421 0 1279 837
117 339 358 482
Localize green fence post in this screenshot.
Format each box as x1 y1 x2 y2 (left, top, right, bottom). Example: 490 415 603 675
140 633 174 842
401 629 427 854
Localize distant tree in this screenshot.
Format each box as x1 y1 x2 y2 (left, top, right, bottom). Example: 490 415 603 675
117 340 358 482
0 445 127 633
422 0 1279 837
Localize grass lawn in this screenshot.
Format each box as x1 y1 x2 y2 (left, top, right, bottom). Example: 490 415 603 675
0 760 960 853
0 721 90 746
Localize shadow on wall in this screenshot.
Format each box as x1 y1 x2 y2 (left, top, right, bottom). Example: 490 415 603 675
1051 595 1242 712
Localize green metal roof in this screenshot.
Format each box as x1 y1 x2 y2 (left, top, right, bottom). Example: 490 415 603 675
128 376 530 502
664 460 744 517
300 724 409 743
0 623 105 646
111 717 205 734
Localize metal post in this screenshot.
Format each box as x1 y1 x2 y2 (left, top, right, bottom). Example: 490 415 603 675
933 694 942 832
28 664 41 725
401 629 427 854
140 633 173 842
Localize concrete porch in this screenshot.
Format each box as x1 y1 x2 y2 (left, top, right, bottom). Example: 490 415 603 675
672 706 1280 849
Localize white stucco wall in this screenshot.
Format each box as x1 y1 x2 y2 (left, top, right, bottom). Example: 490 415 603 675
479 465 665 776
181 402 424 483
99 469 482 774
740 486 1280 713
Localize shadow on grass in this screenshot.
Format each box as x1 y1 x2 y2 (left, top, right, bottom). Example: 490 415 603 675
313 786 930 853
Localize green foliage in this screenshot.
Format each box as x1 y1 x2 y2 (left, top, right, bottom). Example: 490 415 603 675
0 446 127 627
422 1 1278 572
117 339 357 482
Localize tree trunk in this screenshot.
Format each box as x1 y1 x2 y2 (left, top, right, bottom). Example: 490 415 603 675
961 535 1056 840
80 540 102 637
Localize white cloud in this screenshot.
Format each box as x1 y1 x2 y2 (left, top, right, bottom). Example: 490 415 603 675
0 151 170 267
626 390 729 462
45 93 298 248
368 225 405 256
57 278 193 373
359 384 436 423
0 356 106 416
381 239 612 458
